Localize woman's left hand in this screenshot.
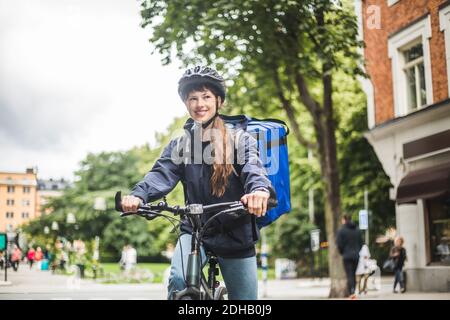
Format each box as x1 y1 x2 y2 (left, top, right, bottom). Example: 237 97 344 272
240 191 270 217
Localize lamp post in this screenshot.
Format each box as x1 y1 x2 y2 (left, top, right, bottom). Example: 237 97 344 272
92 197 105 279
66 212 76 224
66 212 76 241
51 221 59 232
93 197 105 260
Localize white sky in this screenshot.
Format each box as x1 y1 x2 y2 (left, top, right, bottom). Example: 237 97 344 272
0 0 187 181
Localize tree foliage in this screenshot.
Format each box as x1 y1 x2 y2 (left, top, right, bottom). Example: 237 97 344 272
23 117 190 261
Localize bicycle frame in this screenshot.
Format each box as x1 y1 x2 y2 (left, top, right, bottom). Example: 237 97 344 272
114 191 276 300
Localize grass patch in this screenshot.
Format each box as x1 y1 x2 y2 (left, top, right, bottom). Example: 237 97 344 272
100 263 170 283
98 263 275 284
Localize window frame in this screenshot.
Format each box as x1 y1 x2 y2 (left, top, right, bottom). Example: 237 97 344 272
401 41 427 112
440 4 450 96
388 15 433 117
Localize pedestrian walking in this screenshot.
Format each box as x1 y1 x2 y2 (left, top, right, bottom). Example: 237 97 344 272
119 245 127 271
27 247 35 269
0 250 4 270
125 245 137 272
355 244 371 295
390 236 407 293
336 214 363 299
34 246 43 270
10 245 22 271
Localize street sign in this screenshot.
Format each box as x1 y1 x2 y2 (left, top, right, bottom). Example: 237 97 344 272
359 209 368 230
310 229 320 252
0 233 6 250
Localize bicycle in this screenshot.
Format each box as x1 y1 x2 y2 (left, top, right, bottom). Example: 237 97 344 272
114 191 276 300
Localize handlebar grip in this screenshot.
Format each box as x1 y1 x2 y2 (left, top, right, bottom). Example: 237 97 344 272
115 191 123 212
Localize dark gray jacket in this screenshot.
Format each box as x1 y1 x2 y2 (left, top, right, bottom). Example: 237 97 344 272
336 222 363 260
131 116 275 258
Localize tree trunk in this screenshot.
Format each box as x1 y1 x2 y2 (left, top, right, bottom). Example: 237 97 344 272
321 69 347 298
293 67 348 297
315 116 347 298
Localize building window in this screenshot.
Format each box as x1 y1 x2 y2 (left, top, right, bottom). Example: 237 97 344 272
21 199 31 206
6 199 15 206
440 4 450 95
23 186 31 193
7 185 15 193
388 16 433 117
426 198 450 266
402 42 427 112
6 212 14 219
21 212 29 219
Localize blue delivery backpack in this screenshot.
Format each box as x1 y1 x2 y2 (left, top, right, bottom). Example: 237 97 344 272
221 115 291 228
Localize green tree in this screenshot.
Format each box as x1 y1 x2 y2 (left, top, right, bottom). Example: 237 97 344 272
140 0 364 296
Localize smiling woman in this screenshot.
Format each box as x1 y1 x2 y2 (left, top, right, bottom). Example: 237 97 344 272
120 66 275 300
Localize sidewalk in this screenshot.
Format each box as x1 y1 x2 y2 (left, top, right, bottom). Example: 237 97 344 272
258 277 450 300
1 264 449 300
0 264 165 300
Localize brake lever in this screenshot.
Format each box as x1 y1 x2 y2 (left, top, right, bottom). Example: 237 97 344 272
221 206 247 219
140 213 158 221
120 211 137 217
137 208 160 221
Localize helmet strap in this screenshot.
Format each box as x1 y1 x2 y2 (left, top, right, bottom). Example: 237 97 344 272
201 100 220 129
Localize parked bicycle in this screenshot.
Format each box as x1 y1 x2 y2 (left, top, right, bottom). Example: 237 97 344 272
114 191 276 300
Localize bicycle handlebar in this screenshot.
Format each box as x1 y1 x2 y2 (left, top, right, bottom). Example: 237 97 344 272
114 191 277 218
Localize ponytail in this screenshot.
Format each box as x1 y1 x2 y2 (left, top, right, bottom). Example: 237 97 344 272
209 105 234 197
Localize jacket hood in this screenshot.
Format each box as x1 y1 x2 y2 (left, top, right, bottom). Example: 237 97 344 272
345 221 357 229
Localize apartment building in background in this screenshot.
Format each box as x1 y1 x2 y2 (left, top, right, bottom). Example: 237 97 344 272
36 178 71 217
0 168 38 232
0 168 69 233
356 0 450 291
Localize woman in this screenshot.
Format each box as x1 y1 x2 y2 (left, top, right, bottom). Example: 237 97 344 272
355 244 371 295
121 66 275 300
34 246 43 271
27 247 35 269
390 236 407 293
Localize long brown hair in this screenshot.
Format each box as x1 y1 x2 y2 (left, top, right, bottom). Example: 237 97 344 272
183 83 234 197
209 113 234 197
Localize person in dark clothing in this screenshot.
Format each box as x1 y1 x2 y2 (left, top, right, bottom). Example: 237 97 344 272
336 214 363 298
121 66 276 300
390 236 407 293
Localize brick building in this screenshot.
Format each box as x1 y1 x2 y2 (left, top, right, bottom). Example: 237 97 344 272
356 0 450 291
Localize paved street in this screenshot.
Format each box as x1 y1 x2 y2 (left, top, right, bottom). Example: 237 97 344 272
1 264 449 300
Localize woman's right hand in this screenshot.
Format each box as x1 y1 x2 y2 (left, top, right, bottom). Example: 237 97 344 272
121 195 143 212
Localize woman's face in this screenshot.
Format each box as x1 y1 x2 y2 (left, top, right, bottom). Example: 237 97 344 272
185 88 221 123
395 237 403 247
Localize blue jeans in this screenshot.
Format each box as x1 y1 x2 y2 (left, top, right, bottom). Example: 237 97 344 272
168 234 258 300
393 268 405 290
